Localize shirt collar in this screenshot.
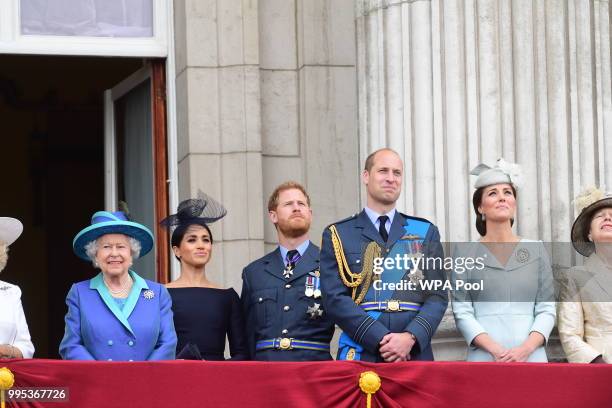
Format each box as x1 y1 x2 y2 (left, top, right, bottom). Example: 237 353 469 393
279 239 310 262
364 206 396 228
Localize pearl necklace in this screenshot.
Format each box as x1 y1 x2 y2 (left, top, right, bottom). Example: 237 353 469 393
104 275 133 297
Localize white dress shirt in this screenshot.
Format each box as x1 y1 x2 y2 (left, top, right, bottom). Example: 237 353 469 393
0 280 34 358
363 207 396 234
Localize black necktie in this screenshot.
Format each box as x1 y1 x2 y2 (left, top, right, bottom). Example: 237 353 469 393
378 215 389 242
286 250 300 268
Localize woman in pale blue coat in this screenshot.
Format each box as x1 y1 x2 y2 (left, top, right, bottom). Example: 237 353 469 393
452 159 556 362
59 211 177 361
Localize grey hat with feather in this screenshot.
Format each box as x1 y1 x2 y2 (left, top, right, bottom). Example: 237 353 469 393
470 158 523 190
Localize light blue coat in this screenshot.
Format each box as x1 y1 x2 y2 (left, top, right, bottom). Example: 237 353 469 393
451 240 556 362
59 271 177 361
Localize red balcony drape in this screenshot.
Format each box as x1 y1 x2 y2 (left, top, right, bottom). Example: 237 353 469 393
2 360 610 408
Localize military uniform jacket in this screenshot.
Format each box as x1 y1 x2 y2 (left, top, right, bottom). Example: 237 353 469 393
320 210 448 362
241 242 335 361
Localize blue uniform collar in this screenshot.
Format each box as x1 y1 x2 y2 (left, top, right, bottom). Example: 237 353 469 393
279 239 310 263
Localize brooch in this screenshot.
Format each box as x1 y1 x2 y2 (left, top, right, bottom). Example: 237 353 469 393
143 290 155 300
516 248 530 263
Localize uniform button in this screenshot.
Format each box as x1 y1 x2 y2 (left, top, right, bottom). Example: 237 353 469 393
283 305 290 311
129 359 134 362
285 284 291 289
107 358 113 361
107 340 113 346
128 340 134 346
258 297 263 302
281 329 288 334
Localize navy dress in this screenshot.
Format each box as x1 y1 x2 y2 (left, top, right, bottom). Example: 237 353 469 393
168 287 248 360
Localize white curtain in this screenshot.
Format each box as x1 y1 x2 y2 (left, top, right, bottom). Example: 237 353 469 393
21 0 153 37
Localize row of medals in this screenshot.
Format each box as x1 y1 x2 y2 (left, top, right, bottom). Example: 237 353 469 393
283 263 322 299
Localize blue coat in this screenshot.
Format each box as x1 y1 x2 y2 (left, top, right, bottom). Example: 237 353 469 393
452 240 556 362
59 271 177 361
241 242 335 361
320 210 448 362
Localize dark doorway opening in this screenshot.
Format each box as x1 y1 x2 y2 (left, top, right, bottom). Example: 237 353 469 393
0 54 143 358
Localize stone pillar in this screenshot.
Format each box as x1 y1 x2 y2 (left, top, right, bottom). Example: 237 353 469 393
355 0 612 360
356 0 466 359
259 0 359 251
173 0 264 290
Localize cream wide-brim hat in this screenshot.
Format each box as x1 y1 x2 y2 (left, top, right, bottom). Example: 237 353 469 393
0 217 23 246
571 195 612 256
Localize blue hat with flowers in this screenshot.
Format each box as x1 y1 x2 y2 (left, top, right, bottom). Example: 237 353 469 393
73 211 154 261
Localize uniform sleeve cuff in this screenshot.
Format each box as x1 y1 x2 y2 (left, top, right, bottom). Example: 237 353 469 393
360 321 391 354
406 318 432 351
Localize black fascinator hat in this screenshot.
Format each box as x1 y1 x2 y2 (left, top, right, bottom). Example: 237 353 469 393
160 191 227 229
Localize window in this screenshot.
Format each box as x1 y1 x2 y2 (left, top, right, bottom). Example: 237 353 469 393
0 0 168 56
21 0 153 37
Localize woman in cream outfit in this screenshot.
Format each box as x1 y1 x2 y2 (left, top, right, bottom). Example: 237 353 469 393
0 217 34 359
452 159 556 362
558 188 612 363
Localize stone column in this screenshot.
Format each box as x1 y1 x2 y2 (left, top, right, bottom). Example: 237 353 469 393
356 0 465 359
259 0 359 251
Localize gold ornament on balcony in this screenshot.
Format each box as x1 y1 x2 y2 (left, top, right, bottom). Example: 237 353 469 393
359 370 381 408
0 367 15 408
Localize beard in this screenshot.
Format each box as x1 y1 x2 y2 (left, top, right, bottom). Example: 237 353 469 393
277 216 311 238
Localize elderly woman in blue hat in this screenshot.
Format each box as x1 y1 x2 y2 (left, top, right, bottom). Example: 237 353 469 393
59 211 177 361
451 159 556 362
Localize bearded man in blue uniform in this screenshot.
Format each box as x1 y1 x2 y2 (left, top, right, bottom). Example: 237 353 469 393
241 182 334 361
320 148 448 362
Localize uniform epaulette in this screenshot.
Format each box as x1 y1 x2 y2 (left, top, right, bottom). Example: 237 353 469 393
400 212 433 225
325 213 359 230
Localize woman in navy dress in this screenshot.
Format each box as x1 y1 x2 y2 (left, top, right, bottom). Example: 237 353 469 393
161 194 248 360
